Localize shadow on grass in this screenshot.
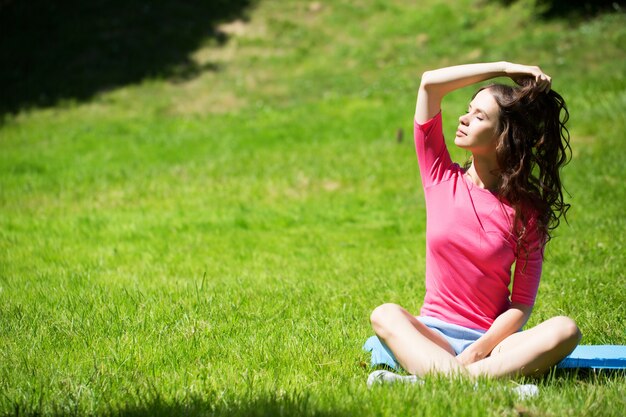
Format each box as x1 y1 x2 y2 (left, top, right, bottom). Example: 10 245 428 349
113 395 351 417
0 0 255 117
7 393 353 417
551 368 626 380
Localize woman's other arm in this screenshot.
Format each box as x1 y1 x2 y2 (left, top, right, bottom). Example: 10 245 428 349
455 303 532 366
415 61 551 123
415 62 508 123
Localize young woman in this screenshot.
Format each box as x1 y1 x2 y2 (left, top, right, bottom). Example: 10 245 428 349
369 62 581 382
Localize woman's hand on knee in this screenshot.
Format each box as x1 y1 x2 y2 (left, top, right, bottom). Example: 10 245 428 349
455 347 485 366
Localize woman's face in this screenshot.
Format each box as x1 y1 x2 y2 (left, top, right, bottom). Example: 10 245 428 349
454 89 501 156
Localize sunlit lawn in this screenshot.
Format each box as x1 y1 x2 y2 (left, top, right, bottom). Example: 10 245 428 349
1 1 625 415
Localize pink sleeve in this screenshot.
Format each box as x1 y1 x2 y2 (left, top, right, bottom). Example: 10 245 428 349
414 112 453 188
511 220 544 306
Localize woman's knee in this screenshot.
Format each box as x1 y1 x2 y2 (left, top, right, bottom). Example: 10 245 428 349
547 316 582 348
370 303 405 336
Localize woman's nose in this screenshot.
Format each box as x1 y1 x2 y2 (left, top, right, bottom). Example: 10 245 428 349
459 114 468 125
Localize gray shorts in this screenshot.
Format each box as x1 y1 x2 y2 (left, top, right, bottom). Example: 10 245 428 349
417 316 486 355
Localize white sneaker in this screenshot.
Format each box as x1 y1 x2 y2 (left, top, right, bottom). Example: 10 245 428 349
366 370 423 388
511 384 539 399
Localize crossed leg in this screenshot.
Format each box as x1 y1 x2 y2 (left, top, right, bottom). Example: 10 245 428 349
370 303 581 379
466 315 581 378
370 303 467 377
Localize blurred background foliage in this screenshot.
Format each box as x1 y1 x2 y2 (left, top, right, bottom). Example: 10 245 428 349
1 0 623 117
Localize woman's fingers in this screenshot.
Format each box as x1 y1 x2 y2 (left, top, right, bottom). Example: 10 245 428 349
508 63 552 92
535 73 552 92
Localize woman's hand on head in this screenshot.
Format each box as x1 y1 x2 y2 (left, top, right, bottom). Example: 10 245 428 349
504 62 552 93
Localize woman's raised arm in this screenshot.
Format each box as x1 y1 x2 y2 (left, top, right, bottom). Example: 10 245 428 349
414 61 551 123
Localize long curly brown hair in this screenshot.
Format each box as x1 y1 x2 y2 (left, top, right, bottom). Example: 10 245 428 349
475 81 572 254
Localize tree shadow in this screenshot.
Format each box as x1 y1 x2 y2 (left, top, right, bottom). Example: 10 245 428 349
0 0 255 117
493 0 623 19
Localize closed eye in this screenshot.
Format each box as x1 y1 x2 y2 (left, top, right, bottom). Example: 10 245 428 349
468 104 490 120
466 110 484 121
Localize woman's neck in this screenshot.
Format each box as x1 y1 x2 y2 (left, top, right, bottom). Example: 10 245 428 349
466 156 501 191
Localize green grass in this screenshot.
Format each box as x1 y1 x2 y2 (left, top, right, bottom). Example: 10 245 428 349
1 0 625 415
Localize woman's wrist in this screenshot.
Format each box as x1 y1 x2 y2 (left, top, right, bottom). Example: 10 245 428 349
464 343 489 360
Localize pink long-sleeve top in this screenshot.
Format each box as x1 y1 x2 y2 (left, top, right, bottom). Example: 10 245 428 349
415 112 543 331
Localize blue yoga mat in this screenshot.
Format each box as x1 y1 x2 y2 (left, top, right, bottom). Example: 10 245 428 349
363 336 626 370
556 345 626 369
363 335 401 370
